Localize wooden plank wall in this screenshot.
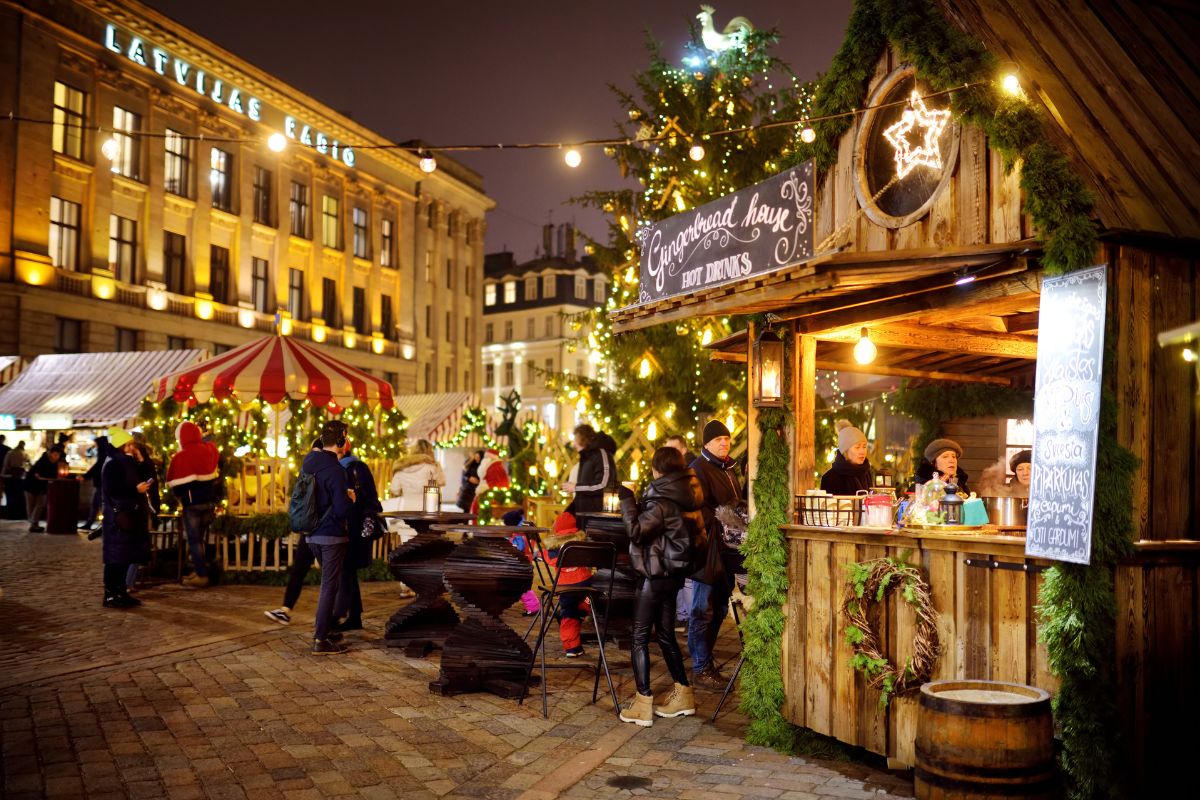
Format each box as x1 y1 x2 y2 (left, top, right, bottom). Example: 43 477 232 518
1110 247 1198 540
783 530 1055 766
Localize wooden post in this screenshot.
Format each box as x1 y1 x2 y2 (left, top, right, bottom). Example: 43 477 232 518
795 333 817 494
746 321 760 517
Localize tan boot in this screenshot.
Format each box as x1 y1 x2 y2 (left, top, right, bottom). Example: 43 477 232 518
655 683 696 718
183 574 210 588
618 692 654 727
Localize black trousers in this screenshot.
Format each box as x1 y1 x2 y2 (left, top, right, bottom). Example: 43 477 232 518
630 575 690 696
282 536 315 610
103 563 129 597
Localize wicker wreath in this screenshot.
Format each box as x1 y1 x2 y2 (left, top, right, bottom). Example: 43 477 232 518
842 557 941 708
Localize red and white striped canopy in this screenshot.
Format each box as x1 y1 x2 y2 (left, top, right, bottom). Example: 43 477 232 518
150 335 395 412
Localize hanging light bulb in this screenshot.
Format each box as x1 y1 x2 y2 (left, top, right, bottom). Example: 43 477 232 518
688 143 705 161
853 327 877 365
564 148 582 168
101 137 120 161
1002 73 1021 96
267 132 287 152
800 126 816 144
419 151 437 173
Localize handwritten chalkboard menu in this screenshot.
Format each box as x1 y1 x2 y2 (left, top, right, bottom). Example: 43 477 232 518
637 162 814 304
1025 265 1107 564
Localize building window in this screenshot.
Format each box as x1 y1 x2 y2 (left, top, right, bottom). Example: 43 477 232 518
108 215 137 283
447 214 456 238
445 366 453 391
322 278 339 326
253 166 272 225
48 197 81 271
55 318 82 353
503 361 514 386
526 318 535 339
288 268 304 321
164 129 191 196
384 371 397 388
380 219 394 267
525 275 538 300
526 361 537 385
504 321 513 341
484 322 494 344
544 358 554 374
485 363 495 387
352 207 369 259
425 305 432 338
484 283 496 306
426 203 435 229
352 286 366 333
574 275 586 300
111 106 140 180
251 257 270 313
167 335 188 351
289 181 309 238
322 195 340 248
545 315 555 337
381 295 394 339
445 311 452 342
542 274 555 297
424 362 433 391
464 260 473 296
210 148 232 211
163 232 186 294
115 327 138 352
212 343 231 355
424 250 432 283
446 258 454 290
210 246 231 305
593 277 606 303
576 358 585 376
464 318 471 343
464 370 471 391
52 82 86 160
504 281 516 303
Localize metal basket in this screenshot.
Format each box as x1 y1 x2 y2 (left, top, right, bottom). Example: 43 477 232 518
795 494 864 527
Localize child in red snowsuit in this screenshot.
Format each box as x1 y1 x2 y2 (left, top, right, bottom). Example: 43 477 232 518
546 510 593 657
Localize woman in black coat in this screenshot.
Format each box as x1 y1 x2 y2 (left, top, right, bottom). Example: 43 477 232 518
335 448 381 631
617 446 703 726
913 438 970 494
100 430 152 608
820 420 874 495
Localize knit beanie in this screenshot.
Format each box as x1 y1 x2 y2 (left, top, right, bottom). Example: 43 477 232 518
1009 449 1032 472
702 418 731 445
835 419 867 455
924 438 963 463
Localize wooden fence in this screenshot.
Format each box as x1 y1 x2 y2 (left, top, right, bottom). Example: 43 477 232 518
225 455 405 515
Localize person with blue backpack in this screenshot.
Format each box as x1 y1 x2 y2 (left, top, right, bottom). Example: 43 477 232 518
293 420 355 655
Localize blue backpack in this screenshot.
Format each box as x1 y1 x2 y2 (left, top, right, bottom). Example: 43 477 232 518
288 471 322 534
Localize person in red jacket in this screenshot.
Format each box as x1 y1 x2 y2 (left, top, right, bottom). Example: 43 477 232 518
166 422 221 588
470 449 510 514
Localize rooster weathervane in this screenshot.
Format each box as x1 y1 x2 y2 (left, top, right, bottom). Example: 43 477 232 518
696 5 754 52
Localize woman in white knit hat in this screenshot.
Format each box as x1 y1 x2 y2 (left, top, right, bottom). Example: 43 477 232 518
820 420 873 495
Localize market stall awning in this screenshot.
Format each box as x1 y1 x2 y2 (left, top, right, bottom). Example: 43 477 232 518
0 350 205 428
150 334 395 411
393 392 476 443
609 241 1037 334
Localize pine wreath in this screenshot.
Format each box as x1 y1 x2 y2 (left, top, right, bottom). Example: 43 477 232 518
842 557 940 708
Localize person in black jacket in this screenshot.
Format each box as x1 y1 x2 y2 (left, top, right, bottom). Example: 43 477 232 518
24 445 64 532
456 449 484 511
567 424 617 513
913 438 970 494
100 429 152 608
335 446 381 632
302 421 355 655
687 419 742 692
820 420 874 495
618 446 702 726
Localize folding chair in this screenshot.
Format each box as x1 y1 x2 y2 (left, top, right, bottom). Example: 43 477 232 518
519 541 620 719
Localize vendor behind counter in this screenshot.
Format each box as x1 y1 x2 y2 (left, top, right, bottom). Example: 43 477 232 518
820 420 874 495
913 438 969 493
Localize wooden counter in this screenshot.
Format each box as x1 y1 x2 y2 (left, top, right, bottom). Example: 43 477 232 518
781 524 1055 768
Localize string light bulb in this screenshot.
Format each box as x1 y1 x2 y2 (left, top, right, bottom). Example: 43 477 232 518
800 126 816 144
267 133 287 152
564 148 582 168
688 143 705 161
853 327 877 365
101 137 119 161
419 151 437 173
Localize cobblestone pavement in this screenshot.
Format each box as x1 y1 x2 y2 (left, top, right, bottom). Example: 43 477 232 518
0 520 915 799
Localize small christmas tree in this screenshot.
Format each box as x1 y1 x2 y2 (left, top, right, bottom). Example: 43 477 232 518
558 19 814 456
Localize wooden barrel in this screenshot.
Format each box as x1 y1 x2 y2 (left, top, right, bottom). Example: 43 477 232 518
915 680 1058 799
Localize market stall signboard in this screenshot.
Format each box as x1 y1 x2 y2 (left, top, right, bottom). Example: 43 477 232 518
1026 265 1106 564
637 161 814 304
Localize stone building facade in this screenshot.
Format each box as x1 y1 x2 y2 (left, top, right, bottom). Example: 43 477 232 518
0 0 492 394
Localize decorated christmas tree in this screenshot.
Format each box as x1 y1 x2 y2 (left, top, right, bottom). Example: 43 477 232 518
556 16 814 459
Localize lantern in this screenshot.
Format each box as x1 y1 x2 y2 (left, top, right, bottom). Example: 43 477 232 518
752 329 785 408
423 483 441 513
939 483 964 525
603 491 620 513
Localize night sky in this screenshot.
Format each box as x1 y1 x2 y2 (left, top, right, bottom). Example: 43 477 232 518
141 0 853 260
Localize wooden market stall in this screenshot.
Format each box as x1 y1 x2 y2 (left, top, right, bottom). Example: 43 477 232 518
609 7 1200 789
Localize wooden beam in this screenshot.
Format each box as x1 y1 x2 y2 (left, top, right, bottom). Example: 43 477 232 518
710 351 747 364
1004 311 1041 333
814 323 1039 359
814 360 1012 386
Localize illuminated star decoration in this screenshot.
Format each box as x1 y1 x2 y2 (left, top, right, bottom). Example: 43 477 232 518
882 90 952 179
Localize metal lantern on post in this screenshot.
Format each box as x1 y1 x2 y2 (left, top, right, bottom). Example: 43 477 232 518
752 328 785 408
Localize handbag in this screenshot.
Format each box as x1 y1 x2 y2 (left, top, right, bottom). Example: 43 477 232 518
360 513 388 541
